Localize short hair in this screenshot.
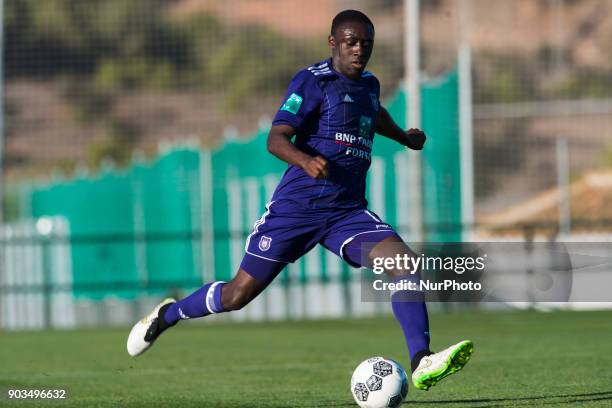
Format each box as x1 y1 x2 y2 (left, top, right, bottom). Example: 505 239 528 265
331 10 374 36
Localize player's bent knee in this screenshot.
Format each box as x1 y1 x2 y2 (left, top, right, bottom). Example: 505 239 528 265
386 267 422 280
369 237 421 278
385 254 423 279
368 236 410 260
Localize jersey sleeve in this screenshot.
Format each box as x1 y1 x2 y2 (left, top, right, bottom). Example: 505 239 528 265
272 70 323 130
371 75 381 111
374 76 381 100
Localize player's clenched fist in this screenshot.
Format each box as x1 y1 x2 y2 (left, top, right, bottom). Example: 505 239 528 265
403 128 426 150
303 156 329 179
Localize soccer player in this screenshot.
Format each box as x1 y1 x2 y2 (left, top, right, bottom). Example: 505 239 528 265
127 9 473 391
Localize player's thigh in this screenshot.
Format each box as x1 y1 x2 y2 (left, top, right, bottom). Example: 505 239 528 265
243 200 324 280
321 207 403 269
239 253 287 287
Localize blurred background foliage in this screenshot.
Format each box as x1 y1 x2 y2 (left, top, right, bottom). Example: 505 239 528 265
5 0 325 107
8 0 610 110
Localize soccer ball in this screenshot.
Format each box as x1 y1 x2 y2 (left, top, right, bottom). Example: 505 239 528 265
350 357 408 408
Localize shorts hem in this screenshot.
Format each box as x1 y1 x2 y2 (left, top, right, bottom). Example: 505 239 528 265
339 229 399 268
244 250 290 264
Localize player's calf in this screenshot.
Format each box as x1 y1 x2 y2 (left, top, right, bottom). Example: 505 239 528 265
221 275 265 311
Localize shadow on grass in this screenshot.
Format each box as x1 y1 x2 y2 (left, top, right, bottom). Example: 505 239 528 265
310 390 612 407
414 390 612 406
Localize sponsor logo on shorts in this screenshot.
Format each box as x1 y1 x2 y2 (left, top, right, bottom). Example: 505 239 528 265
376 224 391 229
259 236 272 251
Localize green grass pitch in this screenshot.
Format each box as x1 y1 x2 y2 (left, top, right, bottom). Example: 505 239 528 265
1 310 611 407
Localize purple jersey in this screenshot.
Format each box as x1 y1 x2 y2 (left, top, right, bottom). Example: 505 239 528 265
271 59 381 209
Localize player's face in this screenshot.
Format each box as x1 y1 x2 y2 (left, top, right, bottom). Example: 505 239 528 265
329 22 374 80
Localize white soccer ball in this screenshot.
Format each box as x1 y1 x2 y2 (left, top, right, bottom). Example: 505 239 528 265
350 357 408 408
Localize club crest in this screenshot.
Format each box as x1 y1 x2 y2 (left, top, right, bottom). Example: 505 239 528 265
259 236 272 251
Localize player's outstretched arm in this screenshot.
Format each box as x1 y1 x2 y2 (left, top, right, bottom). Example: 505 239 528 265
375 106 426 150
267 124 329 179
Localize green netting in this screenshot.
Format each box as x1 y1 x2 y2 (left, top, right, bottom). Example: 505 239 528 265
31 170 139 299
30 149 203 299
133 149 202 292
422 71 462 242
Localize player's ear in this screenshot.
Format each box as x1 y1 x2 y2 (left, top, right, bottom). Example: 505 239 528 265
328 34 336 49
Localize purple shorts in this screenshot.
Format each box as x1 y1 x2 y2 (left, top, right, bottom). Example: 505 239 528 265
240 200 400 282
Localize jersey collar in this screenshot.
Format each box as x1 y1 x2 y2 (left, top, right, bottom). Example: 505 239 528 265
328 58 365 82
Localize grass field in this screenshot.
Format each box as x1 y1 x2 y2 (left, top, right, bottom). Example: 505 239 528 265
1 309 611 407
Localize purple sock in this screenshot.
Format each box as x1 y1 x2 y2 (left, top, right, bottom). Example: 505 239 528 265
391 281 431 370
163 281 226 325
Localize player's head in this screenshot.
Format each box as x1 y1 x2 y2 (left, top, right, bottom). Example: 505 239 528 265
328 10 375 80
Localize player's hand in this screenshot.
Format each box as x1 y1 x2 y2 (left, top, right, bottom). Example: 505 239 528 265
403 128 426 150
302 156 329 179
